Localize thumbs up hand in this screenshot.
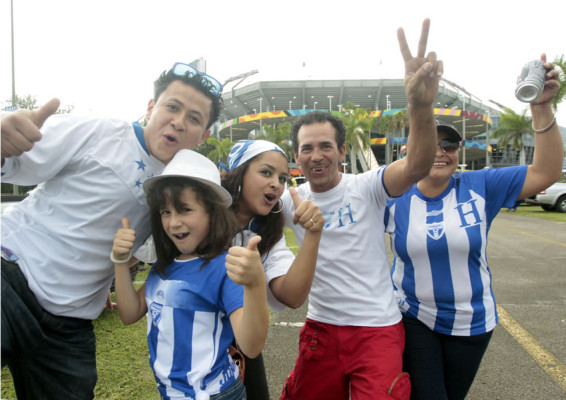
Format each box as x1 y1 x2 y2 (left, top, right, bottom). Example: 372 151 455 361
226 235 266 288
1 98 60 160
111 218 136 264
289 187 324 233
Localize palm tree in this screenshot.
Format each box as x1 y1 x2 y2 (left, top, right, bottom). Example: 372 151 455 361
205 137 233 167
340 102 372 174
255 121 294 161
376 114 396 165
552 54 566 111
491 108 532 165
391 110 409 160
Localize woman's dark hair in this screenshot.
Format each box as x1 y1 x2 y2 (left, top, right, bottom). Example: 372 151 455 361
221 156 284 257
153 70 223 130
146 177 236 275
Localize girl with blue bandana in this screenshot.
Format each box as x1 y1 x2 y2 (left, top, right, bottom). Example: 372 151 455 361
221 140 324 399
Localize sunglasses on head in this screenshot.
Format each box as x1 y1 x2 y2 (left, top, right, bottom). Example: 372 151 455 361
438 140 460 153
171 62 223 98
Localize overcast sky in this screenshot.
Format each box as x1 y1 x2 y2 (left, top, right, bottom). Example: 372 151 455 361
1 0 564 127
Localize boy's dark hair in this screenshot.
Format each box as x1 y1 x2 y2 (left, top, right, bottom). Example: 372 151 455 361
146 177 236 275
290 111 346 153
221 157 284 257
153 70 223 130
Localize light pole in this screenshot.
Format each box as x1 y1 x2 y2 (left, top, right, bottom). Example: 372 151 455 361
328 95 333 111
461 94 467 169
485 110 491 168
314 101 318 110
386 95 391 110
258 98 263 133
289 100 292 110
441 78 477 171
11 0 16 106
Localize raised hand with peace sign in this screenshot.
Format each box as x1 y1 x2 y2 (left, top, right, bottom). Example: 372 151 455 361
384 18 442 197
397 18 443 108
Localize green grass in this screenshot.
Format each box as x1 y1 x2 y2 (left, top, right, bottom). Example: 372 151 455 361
2 230 300 399
503 204 566 222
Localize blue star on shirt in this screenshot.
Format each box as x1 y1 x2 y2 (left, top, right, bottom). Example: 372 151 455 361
135 179 143 188
135 160 147 171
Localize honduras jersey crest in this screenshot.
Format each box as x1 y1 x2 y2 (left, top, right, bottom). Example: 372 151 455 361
150 302 163 326
426 221 445 240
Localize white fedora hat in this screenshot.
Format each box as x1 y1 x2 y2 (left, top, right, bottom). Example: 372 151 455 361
143 150 232 207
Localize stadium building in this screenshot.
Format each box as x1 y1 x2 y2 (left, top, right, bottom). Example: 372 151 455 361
216 73 506 173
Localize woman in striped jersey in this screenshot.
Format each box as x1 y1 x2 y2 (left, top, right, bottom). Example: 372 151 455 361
384 54 563 400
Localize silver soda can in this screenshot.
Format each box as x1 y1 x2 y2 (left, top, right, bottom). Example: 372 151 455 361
515 60 545 102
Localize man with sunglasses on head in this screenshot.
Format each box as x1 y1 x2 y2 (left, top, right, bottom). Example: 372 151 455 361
1 63 223 399
384 54 562 400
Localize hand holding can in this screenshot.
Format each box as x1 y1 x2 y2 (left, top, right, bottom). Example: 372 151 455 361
515 60 546 103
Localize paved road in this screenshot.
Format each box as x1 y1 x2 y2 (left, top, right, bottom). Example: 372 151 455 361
262 211 566 399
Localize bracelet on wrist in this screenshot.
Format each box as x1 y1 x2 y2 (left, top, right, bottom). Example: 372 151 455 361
530 99 552 106
110 251 132 264
532 116 556 134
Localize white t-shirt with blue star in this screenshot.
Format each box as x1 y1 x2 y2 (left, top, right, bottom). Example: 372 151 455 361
1 115 163 319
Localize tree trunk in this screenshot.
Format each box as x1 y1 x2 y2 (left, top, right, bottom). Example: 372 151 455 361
350 145 358 174
385 131 392 165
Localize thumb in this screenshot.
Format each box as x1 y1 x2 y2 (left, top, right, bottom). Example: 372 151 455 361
289 186 301 209
121 217 130 229
31 98 60 128
247 235 261 252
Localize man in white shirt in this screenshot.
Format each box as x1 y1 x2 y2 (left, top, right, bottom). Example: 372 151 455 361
279 19 442 400
1 62 223 399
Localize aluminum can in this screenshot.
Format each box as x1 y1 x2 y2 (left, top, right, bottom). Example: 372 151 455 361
515 60 545 102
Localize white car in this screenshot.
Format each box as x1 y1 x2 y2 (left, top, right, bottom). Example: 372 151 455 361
525 181 566 212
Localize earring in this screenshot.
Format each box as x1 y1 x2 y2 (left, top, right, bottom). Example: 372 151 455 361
271 199 283 214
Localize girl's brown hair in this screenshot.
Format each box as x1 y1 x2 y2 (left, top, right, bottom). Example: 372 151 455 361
221 157 284 257
146 177 236 275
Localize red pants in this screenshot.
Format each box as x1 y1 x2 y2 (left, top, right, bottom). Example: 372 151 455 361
280 319 410 400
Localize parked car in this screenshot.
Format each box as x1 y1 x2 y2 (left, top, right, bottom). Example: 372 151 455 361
524 180 566 212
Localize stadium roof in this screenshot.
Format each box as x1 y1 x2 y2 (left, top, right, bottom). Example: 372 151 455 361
220 79 499 140
216 77 499 164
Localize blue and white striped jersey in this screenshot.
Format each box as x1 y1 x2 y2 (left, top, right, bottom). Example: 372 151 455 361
384 166 527 336
145 254 243 399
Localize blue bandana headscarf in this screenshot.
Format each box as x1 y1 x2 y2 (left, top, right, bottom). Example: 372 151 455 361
220 140 287 171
